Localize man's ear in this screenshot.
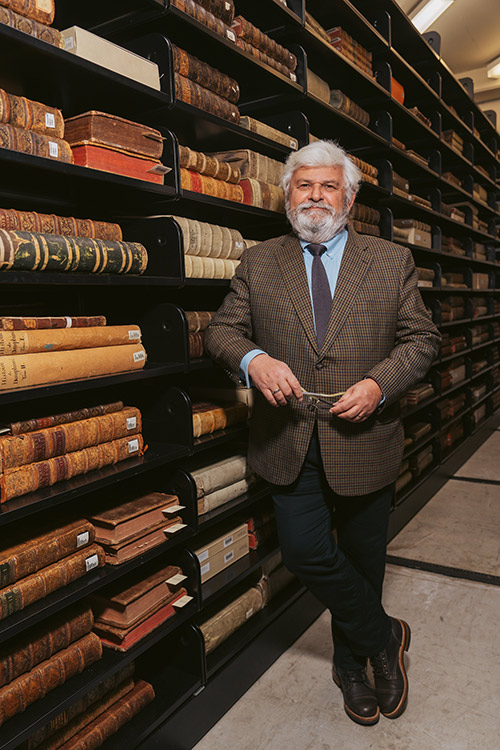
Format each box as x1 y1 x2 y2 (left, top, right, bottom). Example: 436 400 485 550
346 194 356 212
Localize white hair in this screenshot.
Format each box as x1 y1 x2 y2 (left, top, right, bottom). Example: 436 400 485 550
281 140 362 202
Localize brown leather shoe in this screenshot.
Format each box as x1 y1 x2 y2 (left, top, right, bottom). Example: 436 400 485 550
332 665 380 726
370 617 411 719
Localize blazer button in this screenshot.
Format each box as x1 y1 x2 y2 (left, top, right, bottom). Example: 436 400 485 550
315 362 325 370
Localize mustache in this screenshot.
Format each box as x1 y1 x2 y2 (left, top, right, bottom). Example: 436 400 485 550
295 201 337 216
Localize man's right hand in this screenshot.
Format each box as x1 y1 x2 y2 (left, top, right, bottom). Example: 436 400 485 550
248 353 303 407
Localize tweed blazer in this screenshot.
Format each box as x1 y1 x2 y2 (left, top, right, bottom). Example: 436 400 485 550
204 227 441 495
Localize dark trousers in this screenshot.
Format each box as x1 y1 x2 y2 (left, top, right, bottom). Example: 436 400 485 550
270 428 393 671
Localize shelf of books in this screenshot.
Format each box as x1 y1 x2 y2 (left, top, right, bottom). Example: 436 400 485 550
1 0 499 748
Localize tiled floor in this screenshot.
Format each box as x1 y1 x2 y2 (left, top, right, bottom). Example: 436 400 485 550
193 432 500 750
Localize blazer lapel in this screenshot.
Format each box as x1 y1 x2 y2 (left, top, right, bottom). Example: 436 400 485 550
274 234 319 353
320 228 373 353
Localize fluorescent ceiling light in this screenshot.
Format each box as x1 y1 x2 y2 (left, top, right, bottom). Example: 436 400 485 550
411 0 455 33
487 55 500 78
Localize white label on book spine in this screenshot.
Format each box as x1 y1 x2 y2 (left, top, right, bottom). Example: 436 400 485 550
49 141 59 158
166 573 187 586
37 0 53 11
235 241 245 249
147 164 171 175
201 562 210 576
128 329 141 341
162 504 185 515
197 550 209 563
290 139 298 150
290 73 297 82
223 535 234 548
65 317 73 327
245 608 254 619
173 594 193 609
225 1 231 9
224 550 235 564
164 523 186 534
64 35 75 51
126 416 137 430
128 439 139 453
226 29 236 42
76 531 90 548
85 554 99 572
133 350 145 363
45 112 55 129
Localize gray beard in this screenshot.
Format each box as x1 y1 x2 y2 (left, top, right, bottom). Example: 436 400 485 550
286 200 350 243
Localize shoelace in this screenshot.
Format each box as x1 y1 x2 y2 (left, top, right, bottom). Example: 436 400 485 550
370 651 391 679
342 669 369 686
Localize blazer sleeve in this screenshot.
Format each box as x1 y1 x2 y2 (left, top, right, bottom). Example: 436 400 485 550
364 248 441 405
204 249 262 378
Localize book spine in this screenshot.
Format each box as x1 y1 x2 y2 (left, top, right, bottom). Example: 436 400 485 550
0 122 72 162
171 43 240 104
201 587 263 654
232 16 296 70
0 89 64 138
174 73 240 124
1 435 144 502
185 311 215 333
1 0 55 25
192 455 248 497
0 633 102 726
0 230 147 274
0 209 122 241
0 520 96 585
188 332 205 359
19 664 135 750
0 406 142 470
0 316 108 331
192 402 247 437
0 606 94 687
0 7 63 48
197 0 234 25
58 680 154 750
9 401 123 435
198 478 253 514
0 546 105 619
0 344 146 392
0 324 142 356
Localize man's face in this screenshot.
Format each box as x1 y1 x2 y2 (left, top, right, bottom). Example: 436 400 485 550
286 165 356 243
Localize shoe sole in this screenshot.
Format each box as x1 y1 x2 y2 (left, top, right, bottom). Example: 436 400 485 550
332 669 380 726
381 618 411 720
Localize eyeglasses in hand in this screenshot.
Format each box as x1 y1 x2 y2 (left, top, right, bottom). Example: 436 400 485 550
301 389 346 412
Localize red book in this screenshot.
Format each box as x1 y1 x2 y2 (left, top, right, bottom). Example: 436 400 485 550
71 144 165 184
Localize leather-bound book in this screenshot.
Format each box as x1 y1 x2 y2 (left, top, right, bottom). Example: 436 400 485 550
209 148 284 186
0 606 93 687
240 178 285 212
231 16 297 71
97 516 184 565
171 44 240 104
94 591 188 651
51 679 154 748
89 492 181 546
19 664 135 750
198 477 255 515
0 89 64 138
0 406 142 470
185 311 216 333
351 220 380 237
191 454 249 498
0 0 55 25
0 344 146 393
0 519 95 586
1 435 144 502
235 38 295 79
64 112 163 161
171 0 232 38
180 168 244 202
0 122 73 162
189 331 204 359
238 116 298 150
0 633 102 726
184 255 240 280
170 216 244 259
0 315 107 331
35 679 135 750
174 74 240 124
201 586 263 654
0 324 141 356
192 401 248 438
330 90 370 127
0 7 63 48
0 209 122 241
307 69 330 103
178 145 240 184
0 230 148 274
7 401 123 435
92 564 183 628
350 203 380 225
197 0 234 24
0 546 105 618
70 143 165 184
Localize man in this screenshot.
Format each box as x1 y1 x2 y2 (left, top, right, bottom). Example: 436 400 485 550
204 140 440 726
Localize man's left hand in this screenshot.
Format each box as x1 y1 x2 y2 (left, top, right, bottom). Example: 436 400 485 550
329 378 382 422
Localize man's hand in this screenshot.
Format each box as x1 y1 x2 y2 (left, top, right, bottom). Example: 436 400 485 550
248 353 303 407
329 378 382 422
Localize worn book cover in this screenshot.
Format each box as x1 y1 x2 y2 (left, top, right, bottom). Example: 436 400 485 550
64 111 163 160
90 492 181 545
70 143 164 184
98 516 184 565
0 6 63 48
0 324 141 356
0 207 122 240
201 586 263 653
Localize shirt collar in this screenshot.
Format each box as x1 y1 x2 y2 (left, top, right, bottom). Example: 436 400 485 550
299 228 348 258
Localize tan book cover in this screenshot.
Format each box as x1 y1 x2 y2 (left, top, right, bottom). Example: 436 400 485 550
89 492 181 545
99 517 184 565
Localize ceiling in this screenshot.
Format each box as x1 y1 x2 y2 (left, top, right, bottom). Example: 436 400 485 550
395 0 500 76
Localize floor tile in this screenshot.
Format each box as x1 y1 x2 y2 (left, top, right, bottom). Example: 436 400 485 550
453 432 500 481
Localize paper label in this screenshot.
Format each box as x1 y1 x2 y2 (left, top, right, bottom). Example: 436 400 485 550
173 595 193 608
128 439 139 453
164 523 186 534
245 608 254 619
85 554 99 572
235 241 245 248
226 29 236 42
198 550 209 563
223 535 234 548
224 550 235 564
225 1 231 9
147 164 171 175
133 350 145 363
65 316 73 328
49 141 59 158
36 0 53 10
64 35 75 51
126 416 137 430
290 72 297 82
76 531 89 548
201 562 210 576
162 504 185 514
290 138 298 150
166 573 187 586
128 329 141 341
45 112 55 129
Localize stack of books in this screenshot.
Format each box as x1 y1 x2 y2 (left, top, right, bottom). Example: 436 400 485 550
329 89 370 127
0 206 122 241
192 400 248 438
416 267 435 287
179 144 244 203
231 15 297 81
392 170 410 199
409 444 434 478
442 235 466 256
200 583 264 654
471 296 489 318
405 382 435 405
0 0 63 48
438 392 466 421
441 296 466 322
440 333 467 357
439 357 466 390
349 203 380 236
209 148 285 212
239 116 298 150
0 317 147 391
194 522 249 583
327 26 374 78
350 154 378 185
440 421 464 453
0 402 145 502
442 129 464 154
442 271 467 288
185 310 216 358
191 453 255 516
171 0 235 41
393 219 432 248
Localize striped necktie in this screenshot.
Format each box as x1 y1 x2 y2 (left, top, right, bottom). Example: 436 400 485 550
306 243 332 348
